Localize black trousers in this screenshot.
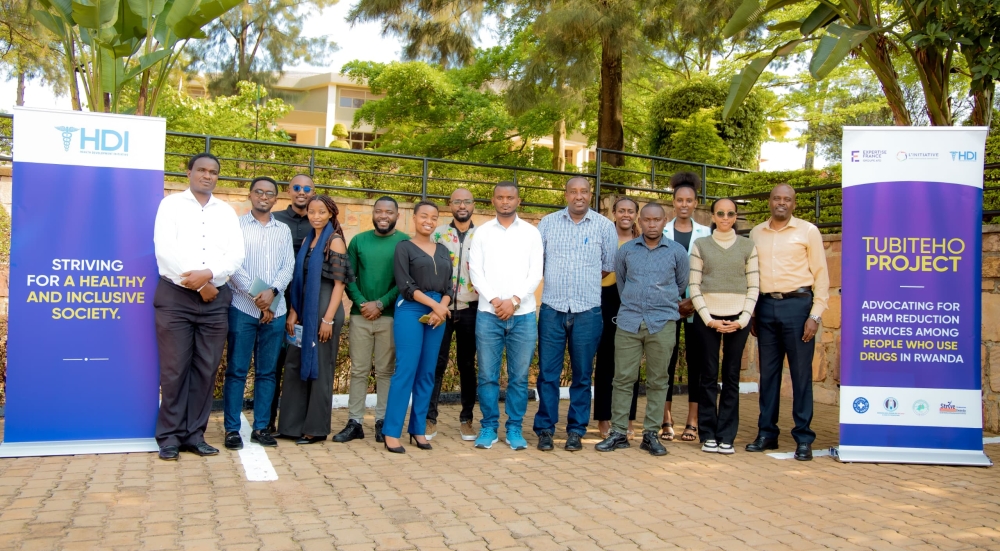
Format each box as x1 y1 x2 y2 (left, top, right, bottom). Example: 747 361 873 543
694 315 751 444
755 295 816 444
666 319 703 404
154 279 232 448
427 302 478 423
594 285 638 421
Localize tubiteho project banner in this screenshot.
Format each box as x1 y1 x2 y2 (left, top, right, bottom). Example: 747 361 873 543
0 108 165 457
839 127 991 466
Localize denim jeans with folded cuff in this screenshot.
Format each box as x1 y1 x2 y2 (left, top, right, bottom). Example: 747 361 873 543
533 304 603 437
476 311 536 432
223 307 285 433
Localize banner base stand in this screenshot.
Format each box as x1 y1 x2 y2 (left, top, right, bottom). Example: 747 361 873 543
838 445 992 467
0 438 159 458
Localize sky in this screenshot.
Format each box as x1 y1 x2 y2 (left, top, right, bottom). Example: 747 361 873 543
0 0 821 171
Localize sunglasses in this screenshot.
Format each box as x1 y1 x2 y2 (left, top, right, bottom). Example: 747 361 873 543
292 184 312 193
715 211 737 218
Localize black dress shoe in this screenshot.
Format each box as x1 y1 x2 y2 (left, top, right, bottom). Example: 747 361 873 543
375 419 385 443
745 435 779 452
794 442 813 461
537 431 554 451
640 431 669 456
564 433 582 452
295 435 326 445
595 430 630 452
180 442 219 456
251 430 278 447
332 420 365 443
158 446 179 461
265 424 278 435
224 432 243 450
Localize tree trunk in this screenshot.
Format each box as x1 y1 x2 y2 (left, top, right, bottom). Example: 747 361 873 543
913 45 952 126
859 37 912 126
970 84 995 128
597 35 624 167
136 70 150 116
16 70 26 106
552 119 566 172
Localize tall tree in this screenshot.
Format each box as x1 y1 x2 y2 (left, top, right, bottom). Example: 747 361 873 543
0 0 65 106
190 0 339 96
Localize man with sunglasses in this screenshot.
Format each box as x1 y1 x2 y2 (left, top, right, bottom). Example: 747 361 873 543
223 177 295 450
747 184 829 461
426 188 479 441
267 173 317 433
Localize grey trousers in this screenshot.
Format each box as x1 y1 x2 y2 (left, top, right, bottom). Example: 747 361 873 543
278 279 344 438
347 315 395 421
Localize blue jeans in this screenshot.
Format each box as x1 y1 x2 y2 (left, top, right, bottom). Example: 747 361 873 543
533 305 603 436
383 294 446 439
224 308 285 433
476 311 536 431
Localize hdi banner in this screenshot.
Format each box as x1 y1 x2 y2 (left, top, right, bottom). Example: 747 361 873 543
839 126 991 466
0 108 165 457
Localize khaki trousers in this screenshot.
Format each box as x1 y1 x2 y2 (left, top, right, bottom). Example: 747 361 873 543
611 321 677 434
348 315 396 421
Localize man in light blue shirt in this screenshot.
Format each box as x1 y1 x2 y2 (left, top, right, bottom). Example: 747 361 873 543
533 177 618 452
223 177 295 451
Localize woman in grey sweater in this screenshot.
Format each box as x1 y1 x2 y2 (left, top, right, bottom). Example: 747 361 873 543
688 198 759 454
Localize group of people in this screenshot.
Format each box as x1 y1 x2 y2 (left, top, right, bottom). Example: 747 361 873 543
151 152 828 462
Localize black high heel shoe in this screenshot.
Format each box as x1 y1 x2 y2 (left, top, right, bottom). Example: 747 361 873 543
409 435 432 450
295 435 326 445
384 440 405 454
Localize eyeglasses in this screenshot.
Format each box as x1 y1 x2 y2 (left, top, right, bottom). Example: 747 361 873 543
715 211 737 218
292 184 312 193
450 199 475 206
252 190 277 198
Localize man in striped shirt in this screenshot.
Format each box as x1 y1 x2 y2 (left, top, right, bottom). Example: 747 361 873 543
223 177 296 450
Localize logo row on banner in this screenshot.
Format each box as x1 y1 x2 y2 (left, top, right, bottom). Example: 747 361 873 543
841 126 986 189
840 386 982 429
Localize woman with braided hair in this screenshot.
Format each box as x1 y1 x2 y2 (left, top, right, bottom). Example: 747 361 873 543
278 194 355 444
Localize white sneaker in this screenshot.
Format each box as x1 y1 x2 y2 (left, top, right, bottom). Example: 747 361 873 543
425 421 437 441
701 439 719 453
717 442 734 454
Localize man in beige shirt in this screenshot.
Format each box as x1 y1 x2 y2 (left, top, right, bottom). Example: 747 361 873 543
746 184 829 461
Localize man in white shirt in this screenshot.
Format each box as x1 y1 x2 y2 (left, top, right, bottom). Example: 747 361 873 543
468 181 543 451
152 153 245 461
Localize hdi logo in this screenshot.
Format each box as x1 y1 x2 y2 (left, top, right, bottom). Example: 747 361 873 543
54 126 130 154
949 151 976 161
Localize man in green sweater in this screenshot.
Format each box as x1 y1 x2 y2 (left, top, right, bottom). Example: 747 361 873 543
333 196 410 444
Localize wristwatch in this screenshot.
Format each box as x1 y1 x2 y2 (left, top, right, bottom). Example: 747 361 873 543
375 299 384 311
511 296 520 311
271 287 280 297
809 315 822 323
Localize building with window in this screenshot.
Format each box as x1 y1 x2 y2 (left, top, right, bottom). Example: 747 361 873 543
270 72 595 167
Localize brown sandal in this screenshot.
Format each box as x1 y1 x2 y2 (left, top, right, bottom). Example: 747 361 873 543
680 425 698 441
660 422 675 441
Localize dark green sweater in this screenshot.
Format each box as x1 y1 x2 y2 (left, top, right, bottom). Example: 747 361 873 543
345 230 410 317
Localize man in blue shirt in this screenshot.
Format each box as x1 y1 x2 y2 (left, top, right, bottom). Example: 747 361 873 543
223 177 295 450
596 203 688 456
533 177 618 452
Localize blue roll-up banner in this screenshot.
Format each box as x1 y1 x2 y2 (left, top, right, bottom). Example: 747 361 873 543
839 127 991 466
0 108 165 457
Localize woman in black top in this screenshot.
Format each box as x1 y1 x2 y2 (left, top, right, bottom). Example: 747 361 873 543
382 201 452 453
280 195 354 444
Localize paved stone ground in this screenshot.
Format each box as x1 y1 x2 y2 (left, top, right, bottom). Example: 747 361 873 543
1 397 1000 551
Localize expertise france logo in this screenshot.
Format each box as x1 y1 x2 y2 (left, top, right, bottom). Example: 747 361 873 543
853 397 869 414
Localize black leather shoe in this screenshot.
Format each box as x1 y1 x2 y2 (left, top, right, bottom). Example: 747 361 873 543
180 442 219 456
158 445 179 461
595 430 630 452
640 431 669 456
224 432 243 450
295 435 326 445
564 433 582 452
332 420 365 443
745 435 779 452
375 419 385 443
251 430 278 447
265 423 278 435
537 431 554 451
794 442 813 461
